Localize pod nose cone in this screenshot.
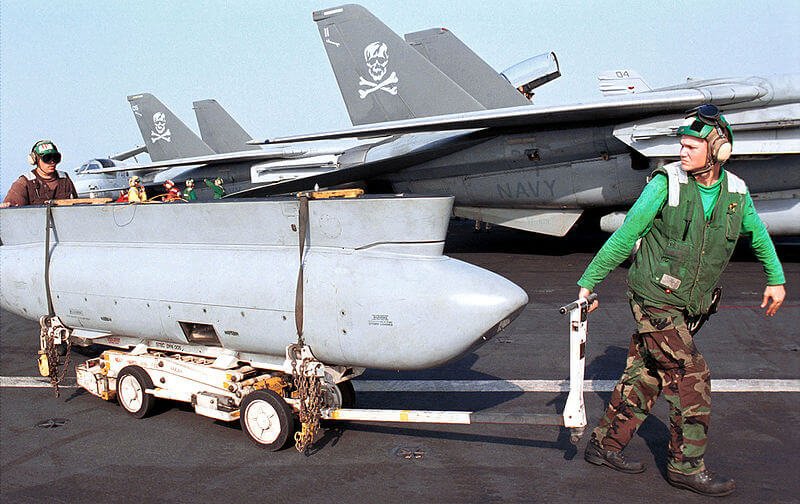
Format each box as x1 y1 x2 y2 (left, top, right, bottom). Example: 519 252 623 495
451 285 529 315
448 273 528 350
401 260 528 369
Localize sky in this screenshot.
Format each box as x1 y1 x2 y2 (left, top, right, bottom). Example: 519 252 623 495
2 0 799 196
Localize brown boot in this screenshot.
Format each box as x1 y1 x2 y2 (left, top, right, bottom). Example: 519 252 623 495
584 439 645 474
667 469 735 497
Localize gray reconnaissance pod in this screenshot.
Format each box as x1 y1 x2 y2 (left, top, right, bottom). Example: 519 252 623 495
0 195 528 371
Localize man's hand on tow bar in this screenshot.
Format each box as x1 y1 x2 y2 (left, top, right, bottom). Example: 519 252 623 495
578 287 599 313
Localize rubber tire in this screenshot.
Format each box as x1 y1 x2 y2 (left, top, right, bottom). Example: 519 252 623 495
240 390 293 451
335 380 356 409
321 380 357 428
116 366 156 419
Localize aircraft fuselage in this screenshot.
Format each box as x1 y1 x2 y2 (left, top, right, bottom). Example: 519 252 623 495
380 127 799 210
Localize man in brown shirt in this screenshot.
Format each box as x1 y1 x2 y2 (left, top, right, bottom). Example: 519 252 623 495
2 140 78 207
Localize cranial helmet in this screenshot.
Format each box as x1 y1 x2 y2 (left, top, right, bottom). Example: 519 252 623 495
677 104 734 164
163 179 174 188
28 140 60 165
129 175 140 186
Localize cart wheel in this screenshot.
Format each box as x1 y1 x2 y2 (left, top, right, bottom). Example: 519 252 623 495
240 390 293 450
116 366 156 418
334 380 356 409
322 379 356 412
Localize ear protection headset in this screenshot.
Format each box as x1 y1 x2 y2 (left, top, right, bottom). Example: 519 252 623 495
706 124 732 163
27 141 43 165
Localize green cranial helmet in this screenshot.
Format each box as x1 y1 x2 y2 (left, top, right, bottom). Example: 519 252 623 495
677 104 734 164
32 140 59 157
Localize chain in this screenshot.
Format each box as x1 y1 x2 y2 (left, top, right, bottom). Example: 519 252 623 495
38 316 72 398
293 355 324 453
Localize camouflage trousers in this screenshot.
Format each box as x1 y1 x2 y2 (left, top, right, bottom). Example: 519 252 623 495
592 297 711 475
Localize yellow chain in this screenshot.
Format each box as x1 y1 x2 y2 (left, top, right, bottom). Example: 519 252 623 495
39 317 72 398
293 357 324 453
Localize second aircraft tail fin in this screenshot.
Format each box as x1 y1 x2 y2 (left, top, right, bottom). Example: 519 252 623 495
405 28 531 109
193 99 259 153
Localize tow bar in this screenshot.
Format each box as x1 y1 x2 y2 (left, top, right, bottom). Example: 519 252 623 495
321 294 598 445
558 292 597 443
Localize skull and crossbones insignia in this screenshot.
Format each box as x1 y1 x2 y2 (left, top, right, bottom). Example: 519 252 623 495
358 41 398 99
150 111 172 143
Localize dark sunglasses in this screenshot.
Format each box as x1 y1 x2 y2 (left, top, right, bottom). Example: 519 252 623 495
41 153 62 164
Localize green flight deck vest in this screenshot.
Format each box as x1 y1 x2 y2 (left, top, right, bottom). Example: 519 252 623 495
627 162 748 316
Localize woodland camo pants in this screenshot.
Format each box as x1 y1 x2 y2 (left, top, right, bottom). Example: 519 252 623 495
591 298 711 475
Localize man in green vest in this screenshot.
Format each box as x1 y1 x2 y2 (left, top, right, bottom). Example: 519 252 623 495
577 105 785 497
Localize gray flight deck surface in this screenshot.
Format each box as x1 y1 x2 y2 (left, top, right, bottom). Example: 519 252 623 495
1 220 797 503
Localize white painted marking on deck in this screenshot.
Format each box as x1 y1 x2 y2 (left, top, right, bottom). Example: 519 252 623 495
353 379 800 393
1 377 798 392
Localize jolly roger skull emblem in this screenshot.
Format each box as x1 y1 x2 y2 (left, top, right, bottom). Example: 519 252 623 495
358 41 398 99
150 111 172 143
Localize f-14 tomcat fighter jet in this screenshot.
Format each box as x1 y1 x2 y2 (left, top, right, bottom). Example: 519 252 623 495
241 4 799 237
71 145 147 199
76 93 371 198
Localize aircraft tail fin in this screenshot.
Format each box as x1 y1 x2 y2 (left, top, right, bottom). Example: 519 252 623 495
405 28 530 109
313 4 484 125
597 70 652 96
127 93 215 161
193 99 260 153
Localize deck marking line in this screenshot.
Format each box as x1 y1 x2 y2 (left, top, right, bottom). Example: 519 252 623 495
1 377 798 392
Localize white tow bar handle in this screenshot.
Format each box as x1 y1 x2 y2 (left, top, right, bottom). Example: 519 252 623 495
559 293 597 444
558 292 598 314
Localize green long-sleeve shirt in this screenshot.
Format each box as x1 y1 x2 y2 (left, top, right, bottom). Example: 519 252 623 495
578 171 785 290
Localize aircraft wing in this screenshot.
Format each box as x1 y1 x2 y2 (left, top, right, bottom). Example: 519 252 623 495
251 84 768 144
229 130 491 198
82 146 353 175
110 145 147 161
613 103 800 157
